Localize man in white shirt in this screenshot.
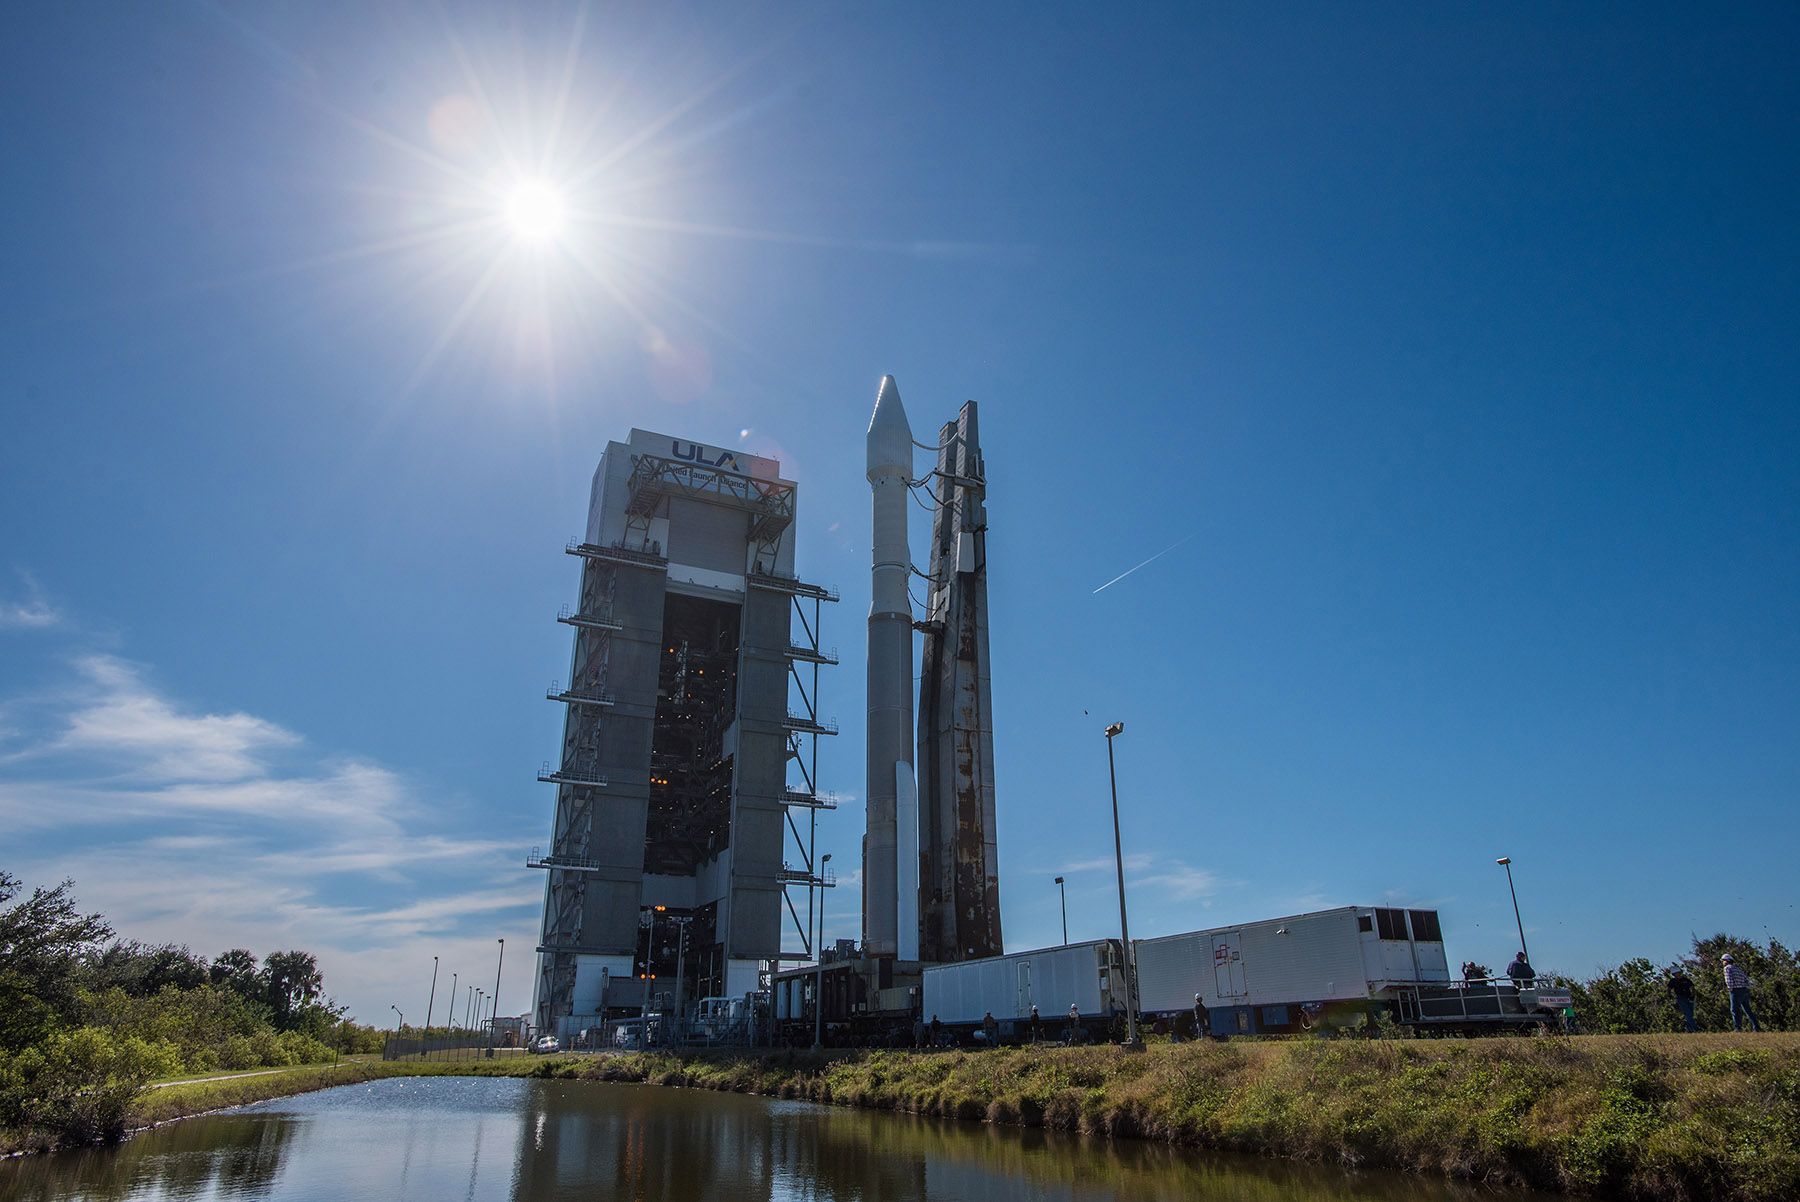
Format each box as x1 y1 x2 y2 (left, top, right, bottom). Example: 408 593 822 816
1722 954 1761 1032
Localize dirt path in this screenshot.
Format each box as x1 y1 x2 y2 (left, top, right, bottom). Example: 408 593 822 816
151 1066 321 1089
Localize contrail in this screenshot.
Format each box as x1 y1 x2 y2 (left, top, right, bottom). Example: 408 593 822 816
1092 533 1196 594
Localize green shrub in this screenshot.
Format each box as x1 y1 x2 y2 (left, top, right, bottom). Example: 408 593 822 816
278 1030 333 1065
219 1035 259 1070
0 1027 179 1144
249 1029 290 1067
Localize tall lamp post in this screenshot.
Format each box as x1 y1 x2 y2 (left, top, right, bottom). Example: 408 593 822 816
390 1004 405 1032
491 938 505 1047
641 908 660 1033
813 853 832 1049
1054 877 1068 946
1104 722 1140 1047
425 956 439 1036
447 972 457 1030
1496 857 1530 968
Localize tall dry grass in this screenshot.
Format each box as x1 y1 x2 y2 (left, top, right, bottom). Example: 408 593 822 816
585 1034 1800 1200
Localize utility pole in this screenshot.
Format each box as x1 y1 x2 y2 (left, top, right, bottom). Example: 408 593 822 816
671 917 689 1048
641 908 661 1045
1105 723 1140 1047
425 956 439 1037
491 939 505 1046
813 853 832 1049
1055 876 1067 946
1496 857 1530 967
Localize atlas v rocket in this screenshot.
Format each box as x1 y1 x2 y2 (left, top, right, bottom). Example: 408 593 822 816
865 376 1004 964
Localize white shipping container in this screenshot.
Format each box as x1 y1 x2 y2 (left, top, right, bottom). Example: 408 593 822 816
1135 906 1451 1015
922 940 1125 1026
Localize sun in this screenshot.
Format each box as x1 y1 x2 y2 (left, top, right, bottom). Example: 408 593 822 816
504 180 567 243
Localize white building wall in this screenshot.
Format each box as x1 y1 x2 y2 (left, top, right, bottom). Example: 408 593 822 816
571 954 635 1016
725 959 763 999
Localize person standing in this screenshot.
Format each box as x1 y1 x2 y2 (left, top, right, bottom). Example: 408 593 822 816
1028 1004 1041 1044
1067 1002 1081 1045
1722 955 1761 1032
1193 992 1210 1040
1506 952 1536 984
929 1014 943 1047
982 1011 998 1047
1667 968 1698 1033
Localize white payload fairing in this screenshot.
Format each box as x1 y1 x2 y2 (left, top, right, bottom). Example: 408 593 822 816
865 376 918 959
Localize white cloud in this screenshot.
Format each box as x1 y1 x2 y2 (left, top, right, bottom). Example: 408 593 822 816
54 655 299 781
0 571 59 630
2 648 541 1023
1136 860 1222 902
1058 853 1155 875
0 762 411 835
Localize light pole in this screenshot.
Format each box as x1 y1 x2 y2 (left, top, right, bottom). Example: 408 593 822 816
1054 876 1068 946
1496 857 1530 968
1104 722 1140 1047
465 986 476 1031
425 956 439 1036
447 972 457 1030
641 908 660 1032
670 916 690 1048
391 1004 405 1032
813 852 832 1049
491 939 505 1046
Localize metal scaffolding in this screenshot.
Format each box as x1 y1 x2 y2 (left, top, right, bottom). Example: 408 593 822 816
533 541 644 1020
772 576 838 966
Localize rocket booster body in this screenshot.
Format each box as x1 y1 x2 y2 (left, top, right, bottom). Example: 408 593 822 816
865 376 915 958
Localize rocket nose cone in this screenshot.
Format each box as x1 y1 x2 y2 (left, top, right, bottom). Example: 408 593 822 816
867 374 913 477
869 375 909 434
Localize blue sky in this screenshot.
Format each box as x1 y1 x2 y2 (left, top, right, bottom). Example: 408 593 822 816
3 3 1796 1024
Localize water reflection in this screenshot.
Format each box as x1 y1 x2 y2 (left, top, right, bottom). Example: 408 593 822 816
3 1108 297 1202
0 1076 1558 1202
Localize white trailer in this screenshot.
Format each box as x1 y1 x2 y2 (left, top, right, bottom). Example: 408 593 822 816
922 939 1128 1037
1133 905 1451 1035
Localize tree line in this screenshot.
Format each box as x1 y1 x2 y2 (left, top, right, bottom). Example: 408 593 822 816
0 871 385 1148
1566 932 1798 1034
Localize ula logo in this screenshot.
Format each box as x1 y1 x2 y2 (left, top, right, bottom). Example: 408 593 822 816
672 441 739 471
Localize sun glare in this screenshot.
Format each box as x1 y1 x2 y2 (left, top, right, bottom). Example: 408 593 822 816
505 180 566 243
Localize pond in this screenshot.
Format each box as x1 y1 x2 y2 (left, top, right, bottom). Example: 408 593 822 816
0 1075 1561 1202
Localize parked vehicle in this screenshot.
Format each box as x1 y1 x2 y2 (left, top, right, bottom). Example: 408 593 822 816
609 1018 658 1049
531 1035 561 1054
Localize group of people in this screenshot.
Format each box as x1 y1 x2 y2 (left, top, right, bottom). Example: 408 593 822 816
1464 948 1764 1033
1459 951 1538 982
1667 956 1761 1032
915 1003 1089 1049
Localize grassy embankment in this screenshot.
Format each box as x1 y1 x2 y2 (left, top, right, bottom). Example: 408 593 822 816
578 1035 1800 1201
25 1035 1799 1201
